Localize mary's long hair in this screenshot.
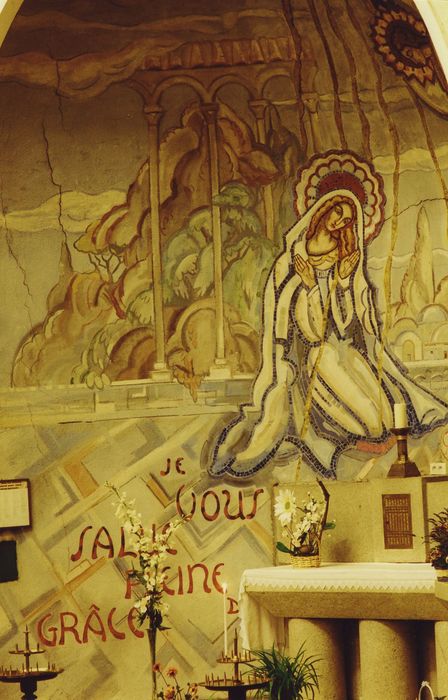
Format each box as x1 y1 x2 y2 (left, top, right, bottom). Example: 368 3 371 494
306 194 357 260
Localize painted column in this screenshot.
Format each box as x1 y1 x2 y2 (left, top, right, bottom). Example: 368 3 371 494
359 620 418 700
144 105 170 380
201 103 229 377
249 99 274 242
288 619 346 700
303 93 322 154
435 621 448 696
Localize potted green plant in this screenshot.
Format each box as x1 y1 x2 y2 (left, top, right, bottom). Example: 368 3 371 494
427 507 448 579
248 644 319 699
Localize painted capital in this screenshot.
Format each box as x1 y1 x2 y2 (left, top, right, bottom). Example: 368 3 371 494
201 103 219 124
249 99 269 120
143 106 163 126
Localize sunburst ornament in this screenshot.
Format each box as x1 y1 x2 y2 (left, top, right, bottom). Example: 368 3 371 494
295 150 386 244
372 7 435 85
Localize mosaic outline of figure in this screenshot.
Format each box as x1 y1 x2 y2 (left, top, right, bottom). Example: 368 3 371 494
209 153 448 479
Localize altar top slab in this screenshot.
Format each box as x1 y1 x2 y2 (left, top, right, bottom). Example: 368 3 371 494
240 562 436 594
238 563 448 648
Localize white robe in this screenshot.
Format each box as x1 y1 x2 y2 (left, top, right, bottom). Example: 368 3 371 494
210 190 448 479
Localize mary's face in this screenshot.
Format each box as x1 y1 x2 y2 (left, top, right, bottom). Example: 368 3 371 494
324 202 353 233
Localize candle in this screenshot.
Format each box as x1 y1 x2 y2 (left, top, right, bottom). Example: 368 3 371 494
222 582 228 658
394 403 407 429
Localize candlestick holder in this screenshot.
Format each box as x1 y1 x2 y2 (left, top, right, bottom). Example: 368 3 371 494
0 627 63 699
387 427 420 478
202 630 269 700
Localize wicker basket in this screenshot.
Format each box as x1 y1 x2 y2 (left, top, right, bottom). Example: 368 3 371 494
290 553 321 568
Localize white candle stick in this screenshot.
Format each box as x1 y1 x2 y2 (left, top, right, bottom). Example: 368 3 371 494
222 582 228 658
393 403 407 429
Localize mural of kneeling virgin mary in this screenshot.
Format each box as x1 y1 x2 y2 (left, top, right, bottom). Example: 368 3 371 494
209 163 448 479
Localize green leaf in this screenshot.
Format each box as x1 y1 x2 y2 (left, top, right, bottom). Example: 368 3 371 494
247 643 320 699
323 522 336 530
276 541 293 554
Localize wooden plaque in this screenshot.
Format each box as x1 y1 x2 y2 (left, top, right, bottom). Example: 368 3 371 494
382 493 413 549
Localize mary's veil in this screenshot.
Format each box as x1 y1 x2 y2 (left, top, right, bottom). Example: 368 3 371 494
209 189 373 479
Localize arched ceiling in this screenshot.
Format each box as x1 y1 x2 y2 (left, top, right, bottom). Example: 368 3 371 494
0 0 447 83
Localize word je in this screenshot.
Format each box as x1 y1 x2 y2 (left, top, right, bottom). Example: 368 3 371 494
160 457 186 476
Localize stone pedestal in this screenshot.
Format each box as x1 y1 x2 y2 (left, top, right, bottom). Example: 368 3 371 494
344 620 362 700
208 359 231 379
289 619 346 700
359 620 418 700
435 621 448 696
419 621 437 692
149 363 171 382
240 564 447 699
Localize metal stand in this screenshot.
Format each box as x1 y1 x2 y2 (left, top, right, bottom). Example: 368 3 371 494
19 676 37 700
202 630 269 700
0 627 62 699
387 427 420 478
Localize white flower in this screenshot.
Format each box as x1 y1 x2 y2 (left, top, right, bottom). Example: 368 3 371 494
293 518 310 539
127 533 139 550
302 517 312 533
108 483 189 630
135 596 150 613
114 501 127 520
274 489 297 526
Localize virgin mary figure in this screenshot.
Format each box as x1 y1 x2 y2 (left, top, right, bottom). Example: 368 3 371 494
209 188 448 479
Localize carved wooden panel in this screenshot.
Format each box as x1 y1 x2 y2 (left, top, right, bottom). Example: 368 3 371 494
382 494 414 549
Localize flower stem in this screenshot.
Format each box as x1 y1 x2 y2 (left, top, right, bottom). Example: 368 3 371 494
148 628 157 699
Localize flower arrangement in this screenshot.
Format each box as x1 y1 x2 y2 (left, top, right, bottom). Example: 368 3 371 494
274 481 334 558
153 664 198 700
107 483 190 699
427 507 448 571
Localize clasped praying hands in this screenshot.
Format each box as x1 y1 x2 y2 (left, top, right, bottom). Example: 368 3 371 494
293 254 316 289
338 249 360 279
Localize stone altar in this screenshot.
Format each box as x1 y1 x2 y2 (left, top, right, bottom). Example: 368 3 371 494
239 562 448 699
